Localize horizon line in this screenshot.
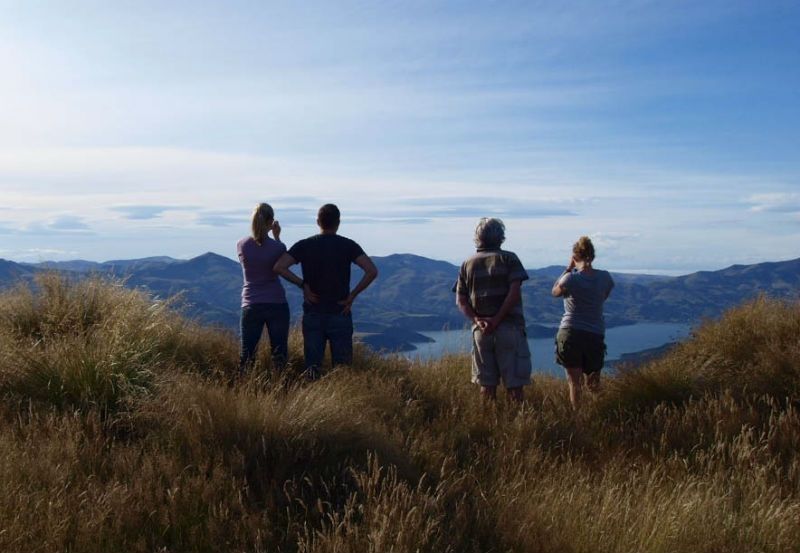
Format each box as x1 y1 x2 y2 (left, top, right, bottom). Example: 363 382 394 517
4 250 799 279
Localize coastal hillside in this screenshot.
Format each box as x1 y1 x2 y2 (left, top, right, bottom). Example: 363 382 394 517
3 254 799 335
0 275 798 552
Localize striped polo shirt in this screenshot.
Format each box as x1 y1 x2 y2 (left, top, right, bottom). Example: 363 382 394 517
453 248 529 327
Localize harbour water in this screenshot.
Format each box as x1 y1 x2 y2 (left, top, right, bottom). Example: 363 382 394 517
406 322 692 376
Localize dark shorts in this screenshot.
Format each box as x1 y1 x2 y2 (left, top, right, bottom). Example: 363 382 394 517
555 327 606 374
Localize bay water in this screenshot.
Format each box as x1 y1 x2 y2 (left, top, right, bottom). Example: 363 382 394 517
407 322 691 376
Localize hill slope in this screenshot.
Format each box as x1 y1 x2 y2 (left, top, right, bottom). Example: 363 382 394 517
0 276 797 552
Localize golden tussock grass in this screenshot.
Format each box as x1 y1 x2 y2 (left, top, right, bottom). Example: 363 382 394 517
0 275 798 552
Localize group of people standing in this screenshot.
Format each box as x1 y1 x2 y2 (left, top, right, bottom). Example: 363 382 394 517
237 203 377 381
455 219 614 408
237 203 613 409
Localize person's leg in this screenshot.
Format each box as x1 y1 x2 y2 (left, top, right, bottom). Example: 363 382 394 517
565 367 583 410
302 311 325 380
586 370 601 393
264 303 290 370
584 332 605 394
239 305 265 375
472 326 500 401
328 312 354 367
480 385 497 401
506 387 524 402
496 324 531 405
557 328 587 410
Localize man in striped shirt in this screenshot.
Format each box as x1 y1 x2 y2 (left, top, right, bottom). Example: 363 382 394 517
454 218 532 402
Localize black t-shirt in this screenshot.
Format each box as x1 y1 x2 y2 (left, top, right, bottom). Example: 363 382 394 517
288 234 366 313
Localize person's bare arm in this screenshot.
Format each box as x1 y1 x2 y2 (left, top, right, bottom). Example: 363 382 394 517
485 280 522 333
457 293 489 331
552 257 577 297
552 278 566 297
456 293 478 322
273 252 301 287
273 252 319 303
338 254 378 314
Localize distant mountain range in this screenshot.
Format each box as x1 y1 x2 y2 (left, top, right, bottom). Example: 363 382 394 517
1 253 798 351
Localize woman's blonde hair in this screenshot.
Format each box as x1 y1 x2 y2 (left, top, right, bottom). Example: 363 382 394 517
572 236 595 262
251 203 275 245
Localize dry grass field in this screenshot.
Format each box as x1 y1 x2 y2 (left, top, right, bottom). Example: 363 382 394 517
1 274 798 552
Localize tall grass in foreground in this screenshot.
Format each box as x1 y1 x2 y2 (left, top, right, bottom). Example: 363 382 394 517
0 275 798 552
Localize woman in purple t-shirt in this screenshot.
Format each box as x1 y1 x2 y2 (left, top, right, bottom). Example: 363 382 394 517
236 203 290 374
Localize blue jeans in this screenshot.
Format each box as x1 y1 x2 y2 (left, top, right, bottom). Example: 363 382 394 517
302 311 353 376
239 303 290 372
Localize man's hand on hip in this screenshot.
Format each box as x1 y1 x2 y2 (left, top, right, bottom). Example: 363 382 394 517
303 284 320 304
338 293 356 314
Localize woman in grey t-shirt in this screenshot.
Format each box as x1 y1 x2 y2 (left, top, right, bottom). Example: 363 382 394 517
551 236 614 409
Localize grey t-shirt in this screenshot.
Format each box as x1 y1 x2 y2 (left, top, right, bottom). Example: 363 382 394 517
559 269 614 335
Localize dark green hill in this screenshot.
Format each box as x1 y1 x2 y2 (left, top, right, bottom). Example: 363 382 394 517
2 254 799 333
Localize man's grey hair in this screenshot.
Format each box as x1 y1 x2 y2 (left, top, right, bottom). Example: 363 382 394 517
474 217 506 249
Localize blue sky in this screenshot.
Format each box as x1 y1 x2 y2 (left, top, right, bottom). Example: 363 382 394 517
0 1 798 273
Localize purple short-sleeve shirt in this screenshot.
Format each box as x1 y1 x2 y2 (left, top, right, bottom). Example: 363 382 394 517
237 236 288 307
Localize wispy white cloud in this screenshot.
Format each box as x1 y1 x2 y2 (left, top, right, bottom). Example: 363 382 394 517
112 205 200 220
746 193 800 214
271 196 322 205
0 215 94 235
400 196 587 219
589 231 641 251
0 144 796 272
47 215 91 231
0 248 80 261
347 217 432 225
194 207 317 227
0 218 90 235
195 211 248 227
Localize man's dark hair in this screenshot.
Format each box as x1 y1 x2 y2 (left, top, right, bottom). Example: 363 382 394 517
318 203 341 230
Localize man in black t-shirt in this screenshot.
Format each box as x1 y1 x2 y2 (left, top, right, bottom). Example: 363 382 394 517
274 204 378 379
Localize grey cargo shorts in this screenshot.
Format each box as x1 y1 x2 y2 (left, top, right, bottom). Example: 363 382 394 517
471 322 532 388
